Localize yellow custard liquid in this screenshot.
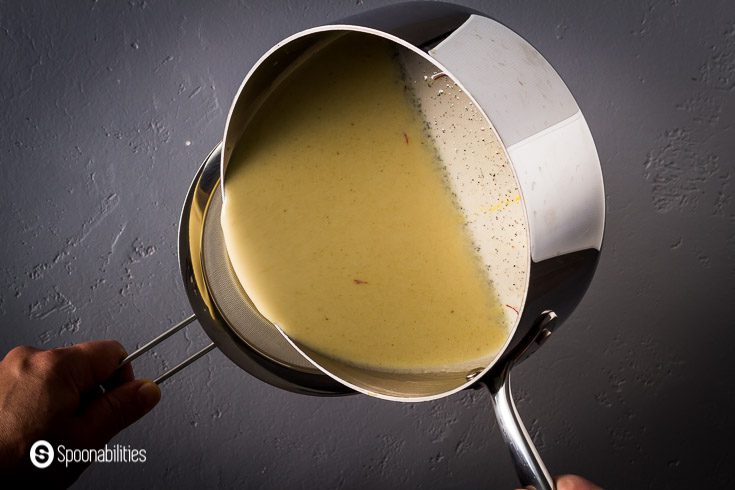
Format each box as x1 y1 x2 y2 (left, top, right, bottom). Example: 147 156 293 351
221 35 508 372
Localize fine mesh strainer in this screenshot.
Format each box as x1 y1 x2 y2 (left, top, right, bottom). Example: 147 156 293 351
121 144 348 395
118 4 605 489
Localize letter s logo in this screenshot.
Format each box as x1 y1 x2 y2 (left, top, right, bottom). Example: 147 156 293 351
30 440 54 469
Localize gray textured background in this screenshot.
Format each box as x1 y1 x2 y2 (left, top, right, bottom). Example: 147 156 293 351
1 1 733 488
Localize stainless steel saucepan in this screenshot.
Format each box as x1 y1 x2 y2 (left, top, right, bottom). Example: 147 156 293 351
119 3 604 489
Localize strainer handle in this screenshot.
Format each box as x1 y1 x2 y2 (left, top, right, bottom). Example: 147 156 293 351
119 315 215 384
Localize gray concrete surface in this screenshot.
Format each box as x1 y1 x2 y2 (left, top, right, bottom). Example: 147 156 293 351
1 0 733 488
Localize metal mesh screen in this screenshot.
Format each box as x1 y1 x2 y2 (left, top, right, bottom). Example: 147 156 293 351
201 184 319 372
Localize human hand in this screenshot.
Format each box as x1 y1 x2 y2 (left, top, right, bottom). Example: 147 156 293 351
556 474 602 489
0 341 161 487
514 474 602 490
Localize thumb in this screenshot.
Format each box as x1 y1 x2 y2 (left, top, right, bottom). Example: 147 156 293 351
76 379 161 447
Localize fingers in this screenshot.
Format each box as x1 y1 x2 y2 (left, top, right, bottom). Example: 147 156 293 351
53 340 129 395
75 379 161 448
105 357 135 387
2 345 41 362
556 474 603 490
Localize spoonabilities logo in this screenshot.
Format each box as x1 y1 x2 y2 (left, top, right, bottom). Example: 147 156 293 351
30 440 54 469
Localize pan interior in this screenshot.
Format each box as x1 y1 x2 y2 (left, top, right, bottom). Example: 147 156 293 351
218 31 530 399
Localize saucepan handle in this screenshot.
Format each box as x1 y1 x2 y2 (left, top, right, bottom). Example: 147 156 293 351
118 315 215 385
485 364 555 490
